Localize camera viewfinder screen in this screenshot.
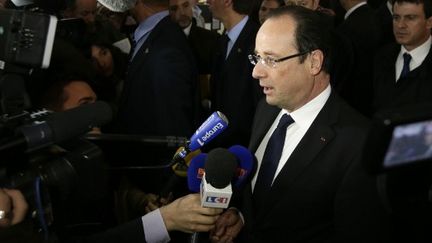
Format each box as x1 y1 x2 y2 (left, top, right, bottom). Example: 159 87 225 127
384 120 432 168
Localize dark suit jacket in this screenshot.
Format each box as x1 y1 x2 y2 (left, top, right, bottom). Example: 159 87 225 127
375 2 395 46
116 16 199 137
239 92 389 242
373 42 432 113
188 20 220 75
337 4 382 116
209 18 263 148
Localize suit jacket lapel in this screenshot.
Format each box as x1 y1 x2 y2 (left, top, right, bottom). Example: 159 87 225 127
248 100 280 152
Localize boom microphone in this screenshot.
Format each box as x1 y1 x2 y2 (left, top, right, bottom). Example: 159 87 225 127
0 101 113 153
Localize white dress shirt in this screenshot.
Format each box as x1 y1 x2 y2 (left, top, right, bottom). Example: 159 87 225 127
395 36 431 81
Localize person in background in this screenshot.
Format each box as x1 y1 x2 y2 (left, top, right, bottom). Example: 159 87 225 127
63 0 98 24
206 0 263 148
191 0 206 27
169 0 219 117
258 0 285 24
285 0 335 15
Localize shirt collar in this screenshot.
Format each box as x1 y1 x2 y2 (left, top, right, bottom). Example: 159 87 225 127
386 0 393 14
400 35 432 64
183 22 192 36
344 1 367 19
134 10 169 43
226 16 248 44
283 85 331 130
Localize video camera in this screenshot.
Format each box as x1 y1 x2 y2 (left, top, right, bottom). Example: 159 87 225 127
363 103 432 242
363 103 432 174
0 7 112 240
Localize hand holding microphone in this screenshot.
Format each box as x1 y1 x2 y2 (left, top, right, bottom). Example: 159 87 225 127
159 193 223 233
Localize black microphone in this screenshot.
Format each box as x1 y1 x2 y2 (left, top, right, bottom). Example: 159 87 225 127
0 101 113 153
189 148 238 243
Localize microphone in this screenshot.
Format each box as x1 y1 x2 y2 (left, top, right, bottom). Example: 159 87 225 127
187 145 254 192
200 148 237 208
228 145 254 188
188 146 253 243
0 101 113 153
178 111 229 160
159 111 228 199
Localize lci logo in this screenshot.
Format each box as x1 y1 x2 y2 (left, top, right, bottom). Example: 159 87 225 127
205 196 229 204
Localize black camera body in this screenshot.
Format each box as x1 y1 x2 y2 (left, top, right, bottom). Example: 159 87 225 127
363 103 432 242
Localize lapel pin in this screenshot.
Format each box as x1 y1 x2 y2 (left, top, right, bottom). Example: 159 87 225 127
144 48 149 54
237 48 242 53
320 137 326 142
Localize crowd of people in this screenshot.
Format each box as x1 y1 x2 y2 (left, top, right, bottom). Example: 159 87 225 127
1 0 432 242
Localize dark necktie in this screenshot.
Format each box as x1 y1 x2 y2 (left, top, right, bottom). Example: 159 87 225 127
220 34 230 60
129 36 137 61
253 114 294 206
400 52 412 79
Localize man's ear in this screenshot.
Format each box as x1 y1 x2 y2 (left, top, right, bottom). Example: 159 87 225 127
309 49 324 75
426 16 432 30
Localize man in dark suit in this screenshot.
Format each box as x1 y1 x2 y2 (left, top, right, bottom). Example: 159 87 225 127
336 0 382 116
373 0 432 113
113 0 200 216
372 2 432 240
169 0 219 74
210 6 389 242
168 0 219 119
207 0 263 148
115 0 199 138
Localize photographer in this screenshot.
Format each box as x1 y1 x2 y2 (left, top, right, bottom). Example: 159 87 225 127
0 188 222 243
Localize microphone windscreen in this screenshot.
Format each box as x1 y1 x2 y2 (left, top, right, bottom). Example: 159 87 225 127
228 145 254 187
187 153 207 192
204 148 237 189
97 0 136 12
47 101 113 143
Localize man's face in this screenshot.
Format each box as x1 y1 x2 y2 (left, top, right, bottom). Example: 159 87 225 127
252 16 315 111
169 0 194 29
393 1 432 51
73 0 97 24
259 0 282 24
62 81 97 111
207 0 225 20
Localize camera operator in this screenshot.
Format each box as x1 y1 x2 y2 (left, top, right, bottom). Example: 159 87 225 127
0 188 222 243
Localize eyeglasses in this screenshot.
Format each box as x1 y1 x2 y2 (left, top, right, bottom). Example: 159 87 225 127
248 51 310 68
